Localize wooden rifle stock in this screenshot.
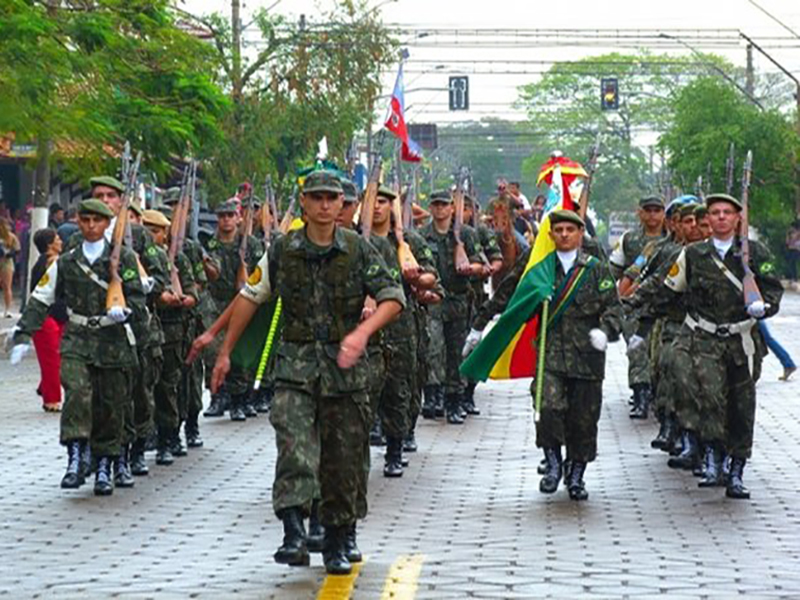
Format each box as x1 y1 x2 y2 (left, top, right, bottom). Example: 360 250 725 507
392 186 419 273
578 136 601 220
236 184 254 290
740 151 763 306
279 194 297 234
360 157 382 240
453 170 469 272
106 151 142 311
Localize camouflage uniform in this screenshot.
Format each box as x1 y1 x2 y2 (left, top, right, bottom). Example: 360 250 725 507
260 226 405 526
179 237 209 431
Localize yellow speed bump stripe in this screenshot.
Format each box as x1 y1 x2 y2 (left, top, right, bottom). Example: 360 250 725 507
316 559 365 600
380 554 424 600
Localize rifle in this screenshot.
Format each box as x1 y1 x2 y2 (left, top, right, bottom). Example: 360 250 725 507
236 177 255 290
262 175 276 237
106 151 142 310
279 191 297 234
726 143 736 195
453 167 470 273
392 183 419 274
167 164 194 297
740 151 763 307
360 155 382 240
577 135 601 220
402 180 414 231
695 175 705 201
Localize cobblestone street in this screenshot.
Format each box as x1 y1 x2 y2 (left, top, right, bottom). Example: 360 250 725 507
1 292 799 599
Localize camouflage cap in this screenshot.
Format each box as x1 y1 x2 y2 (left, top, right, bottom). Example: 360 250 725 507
694 205 709 219
78 199 114 219
302 170 343 195
429 189 453 204
215 200 238 215
377 186 397 201
549 209 585 228
639 195 665 209
340 179 358 203
129 201 144 217
89 176 125 194
678 203 698 219
705 193 743 212
142 209 170 229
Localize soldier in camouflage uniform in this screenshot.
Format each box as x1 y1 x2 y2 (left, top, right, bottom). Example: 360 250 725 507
609 195 666 419
210 171 405 575
418 190 485 424
201 201 263 421
654 193 783 499
371 186 441 476
143 210 197 466
12 199 145 496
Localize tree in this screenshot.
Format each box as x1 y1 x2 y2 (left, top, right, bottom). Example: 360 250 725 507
660 76 799 263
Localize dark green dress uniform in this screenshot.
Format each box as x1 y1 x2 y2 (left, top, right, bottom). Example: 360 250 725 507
659 211 782 497
15 202 145 495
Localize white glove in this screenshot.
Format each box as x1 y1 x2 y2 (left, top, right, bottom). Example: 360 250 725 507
10 343 31 365
747 300 767 319
107 306 131 323
141 276 155 294
627 334 645 356
462 328 483 357
589 328 608 352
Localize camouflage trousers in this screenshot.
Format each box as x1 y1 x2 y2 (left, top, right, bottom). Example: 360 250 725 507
443 317 469 395
380 336 417 439
682 329 762 459
358 345 385 519
180 316 204 422
652 320 682 415
624 316 651 388
533 372 603 463
125 344 163 443
203 332 250 397
270 386 371 527
155 342 183 432
423 311 446 387
60 358 131 457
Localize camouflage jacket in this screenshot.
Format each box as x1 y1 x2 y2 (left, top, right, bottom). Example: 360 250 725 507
543 252 622 380
418 221 484 321
609 227 666 279
158 250 197 343
202 233 263 309
624 237 685 324
16 242 145 368
268 226 406 395
475 223 503 263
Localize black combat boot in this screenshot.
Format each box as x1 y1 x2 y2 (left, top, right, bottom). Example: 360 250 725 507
651 408 669 449
229 394 246 421
344 523 362 563
130 438 149 476
539 447 563 494
170 428 187 457
306 500 324 553
629 383 651 419
185 417 204 448
463 382 481 416
156 429 175 466
384 437 404 478
445 394 464 425
667 430 697 470
114 445 135 488
274 507 310 566
79 440 92 478
537 453 548 475
422 385 438 419
60 440 85 489
94 456 114 496
434 386 445 418
323 525 352 575
203 391 228 417
726 457 751 499
242 396 258 418
369 417 385 447
403 430 418 454
698 443 723 487
252 387 273 413
567 460 589 501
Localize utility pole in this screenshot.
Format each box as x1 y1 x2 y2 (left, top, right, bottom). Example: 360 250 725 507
745 44 755 98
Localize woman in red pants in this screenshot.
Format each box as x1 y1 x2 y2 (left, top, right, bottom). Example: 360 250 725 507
30 228 67 411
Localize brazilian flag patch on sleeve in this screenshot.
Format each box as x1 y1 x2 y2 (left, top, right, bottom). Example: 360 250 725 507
599 278 614 292
123 268 137 281
759 262 775 275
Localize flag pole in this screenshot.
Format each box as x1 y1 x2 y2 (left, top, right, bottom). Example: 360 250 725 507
533 298 550 423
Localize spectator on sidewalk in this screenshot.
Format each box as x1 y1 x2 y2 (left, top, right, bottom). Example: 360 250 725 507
758 320 796 382
30 228 67 411
786 220 800 283
48 203 65 231
57 208 80 245
0 217 21 317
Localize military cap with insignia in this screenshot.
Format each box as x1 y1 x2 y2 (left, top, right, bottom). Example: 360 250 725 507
215 200 238 214
705 192 743 212
78 199 115 219
377 186 397 201
341 179 358 203
429 189 453 204
303 170 343 194
89 176 125 194
549 209 585 227
639 195 665 209
142 209 171 229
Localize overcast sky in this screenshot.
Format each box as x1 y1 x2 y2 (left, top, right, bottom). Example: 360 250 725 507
184 0 800 126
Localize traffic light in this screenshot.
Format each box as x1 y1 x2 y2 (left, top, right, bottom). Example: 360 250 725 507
449 76 469 111
601 78 619 111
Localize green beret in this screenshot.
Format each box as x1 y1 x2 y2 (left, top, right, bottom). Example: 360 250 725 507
129 201 144 217
639 195 665 209
429 189 452 204
78 199 114 219
705 193 743 212
549 209 585 228
341 179 358 202
303 170 343 194
89 176 125 194
215 200 238 215
678 203 698 219
377 186 397 201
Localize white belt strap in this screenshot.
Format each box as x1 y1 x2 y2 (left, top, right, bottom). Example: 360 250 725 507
67 309 137 347
710 254 744 292
684 314 757 374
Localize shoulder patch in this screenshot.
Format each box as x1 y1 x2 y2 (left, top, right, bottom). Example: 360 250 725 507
759 261 775 275
37 272 50 287
122 268 137 282
598 278 614 292
668 262 680 277
389 267 400 281
247 266 262 286
208 239 218 249
146 246 158 257
366 264 381 277
423 248 433 259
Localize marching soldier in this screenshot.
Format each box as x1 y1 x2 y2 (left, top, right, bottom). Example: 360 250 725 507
11 200 145 495
209 171 405 575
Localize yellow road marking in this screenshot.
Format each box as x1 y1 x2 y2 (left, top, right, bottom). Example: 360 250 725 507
380 554 424 600
316 559 365 600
